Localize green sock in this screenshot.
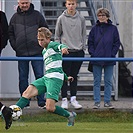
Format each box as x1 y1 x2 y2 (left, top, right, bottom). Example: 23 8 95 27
54 105 70 117
16 97 29 109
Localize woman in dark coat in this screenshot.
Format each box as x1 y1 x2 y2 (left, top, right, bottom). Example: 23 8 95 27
88 8 121 109
0 11 8 55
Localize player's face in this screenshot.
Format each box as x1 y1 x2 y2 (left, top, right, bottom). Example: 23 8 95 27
18 0 30 12
38 36 48 48
65 1 77 15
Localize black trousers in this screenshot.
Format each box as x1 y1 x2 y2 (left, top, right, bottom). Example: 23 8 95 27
61 50 84 98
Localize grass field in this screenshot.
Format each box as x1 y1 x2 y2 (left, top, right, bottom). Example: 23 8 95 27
0 122 133 133
0 110 133 133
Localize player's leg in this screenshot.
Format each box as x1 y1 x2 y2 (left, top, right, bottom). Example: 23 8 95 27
16 85 38 109
46 78 77 126
0 102 13 129
54 105 76 126
46 98 70 117
16 77 45 109
46 99 76 126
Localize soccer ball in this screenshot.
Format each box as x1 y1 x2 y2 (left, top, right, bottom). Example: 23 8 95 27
9 105 22 121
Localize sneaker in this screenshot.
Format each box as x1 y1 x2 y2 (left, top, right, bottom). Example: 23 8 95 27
104 102 114 109
93 102 100 109
67 112 77 126
2 106 13 130
38 103 46 109
61 98 68 110
70 99 82 110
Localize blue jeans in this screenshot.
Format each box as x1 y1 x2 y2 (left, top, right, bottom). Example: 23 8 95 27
93 65 114 103
18 55 45 106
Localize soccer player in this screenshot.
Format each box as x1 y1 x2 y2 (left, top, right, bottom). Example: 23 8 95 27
8 27 76 127
0 102 13 129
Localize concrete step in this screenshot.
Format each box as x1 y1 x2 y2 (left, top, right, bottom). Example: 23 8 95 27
47 25 92 31
45 16 93 21
41 0 89 2
43 7 91 11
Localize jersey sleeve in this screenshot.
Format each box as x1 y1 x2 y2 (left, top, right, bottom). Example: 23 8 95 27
58 43 68 52
64 73 68 81
50 41 68 52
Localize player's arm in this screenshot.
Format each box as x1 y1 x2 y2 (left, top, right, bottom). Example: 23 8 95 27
52 42 69 55
55 42 69 55
64 73 74 82
67 76 74 82
64 73 68 81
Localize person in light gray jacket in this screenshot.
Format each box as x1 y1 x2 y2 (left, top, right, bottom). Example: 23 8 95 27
55 0 86 110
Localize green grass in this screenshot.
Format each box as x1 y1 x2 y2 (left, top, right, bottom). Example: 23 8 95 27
0 110 133 133
0 122 133 133
21 110 133 123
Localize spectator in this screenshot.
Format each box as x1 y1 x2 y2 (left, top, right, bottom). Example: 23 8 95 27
0 102 13 129
88 8 121 109
54 0 86 110
0 11 8 55
0 12 11 130
8 0 48 108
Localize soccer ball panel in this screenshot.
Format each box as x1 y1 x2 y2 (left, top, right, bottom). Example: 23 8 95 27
9 105 22 121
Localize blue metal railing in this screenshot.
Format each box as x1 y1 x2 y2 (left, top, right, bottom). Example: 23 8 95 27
0 56 132 100
0 57 133 61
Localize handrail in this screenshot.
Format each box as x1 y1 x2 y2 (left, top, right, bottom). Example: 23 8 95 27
0 56 132 100
109 0 119 25
89 0 119 25
0 57 133 62
88 0 97 24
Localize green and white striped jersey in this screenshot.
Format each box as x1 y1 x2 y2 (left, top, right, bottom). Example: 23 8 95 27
42 41 68 81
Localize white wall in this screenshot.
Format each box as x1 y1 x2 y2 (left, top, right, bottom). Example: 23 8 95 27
113 0 133 75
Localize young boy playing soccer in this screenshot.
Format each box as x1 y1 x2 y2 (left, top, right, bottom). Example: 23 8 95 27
0 102 13 129
8 27 76 127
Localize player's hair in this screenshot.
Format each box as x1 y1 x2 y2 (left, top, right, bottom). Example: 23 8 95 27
38 27 52 39
97 8 110 18
17 0 32 3
66 0 77 2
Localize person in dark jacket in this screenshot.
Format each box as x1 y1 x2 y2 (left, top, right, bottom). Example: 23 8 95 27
9 0 49 108
88 8 120 109
0 11 8 55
